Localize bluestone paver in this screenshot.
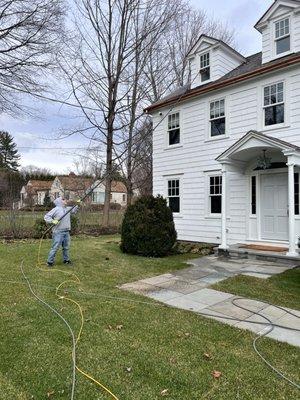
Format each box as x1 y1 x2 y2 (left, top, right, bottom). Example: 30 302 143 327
165 297 208 312
183 288 234 306
120 255 299 347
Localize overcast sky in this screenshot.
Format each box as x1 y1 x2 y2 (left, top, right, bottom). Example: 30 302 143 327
1 0 274 174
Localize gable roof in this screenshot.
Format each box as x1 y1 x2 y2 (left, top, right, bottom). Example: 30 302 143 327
27 180 52 192
56 175 93 191
145 51 300 113
216 130 300 163
187 34 245 61
111 180 127 193
255 0 300 32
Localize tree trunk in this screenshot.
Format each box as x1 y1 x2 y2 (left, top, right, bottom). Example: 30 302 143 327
103 121 114 227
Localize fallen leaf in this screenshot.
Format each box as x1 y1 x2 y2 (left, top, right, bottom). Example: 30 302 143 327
125 367 132 373
116 324 123 330
203 353 212 360
160 389 169 396
47 390 55 397
212 370 222 379
185 332 190 337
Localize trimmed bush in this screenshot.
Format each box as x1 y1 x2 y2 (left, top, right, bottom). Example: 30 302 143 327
120 195 177 257
33 218 52 239
33 214 79 238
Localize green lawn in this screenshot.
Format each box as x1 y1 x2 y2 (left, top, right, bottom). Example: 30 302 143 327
0 236 299 399
212 268 300 310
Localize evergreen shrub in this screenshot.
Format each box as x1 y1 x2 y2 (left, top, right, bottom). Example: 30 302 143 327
120 195 177 257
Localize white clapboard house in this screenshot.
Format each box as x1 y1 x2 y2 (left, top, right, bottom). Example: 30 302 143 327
146 0 300 257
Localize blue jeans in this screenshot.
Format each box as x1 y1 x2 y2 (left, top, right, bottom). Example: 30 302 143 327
47 231 70 264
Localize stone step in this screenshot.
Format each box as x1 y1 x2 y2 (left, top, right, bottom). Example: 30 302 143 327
215 246 300 266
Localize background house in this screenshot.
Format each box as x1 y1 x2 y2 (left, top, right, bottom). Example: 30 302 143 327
91 180 127 206
20 180 52 208
50 173 93 201
19 172 128 208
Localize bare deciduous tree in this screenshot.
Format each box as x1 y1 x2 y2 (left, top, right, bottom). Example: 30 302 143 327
0 0 65 115
61 0 236 219
117 1 236 204
61 0 178 225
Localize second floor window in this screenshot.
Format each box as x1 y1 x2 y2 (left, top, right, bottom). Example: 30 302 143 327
168 112 180 145
264 82 284 126
275 18 290 55
210 99 226 137
200 52 210 82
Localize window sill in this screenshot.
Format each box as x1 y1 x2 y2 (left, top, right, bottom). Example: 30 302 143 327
205 215 231 220
272 50 294 61
261 123 290 132
204 135 229 143
164 144 183 151
173 214 183 219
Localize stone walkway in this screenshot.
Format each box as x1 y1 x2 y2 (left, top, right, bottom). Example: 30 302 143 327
120 256 300 347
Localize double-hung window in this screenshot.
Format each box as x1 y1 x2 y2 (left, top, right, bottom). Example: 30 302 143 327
210 99 226 137
275 18 290 55
168 112 180 146
200 52 210 82
209 176 222 214
263 82 284 126
168 179 180 213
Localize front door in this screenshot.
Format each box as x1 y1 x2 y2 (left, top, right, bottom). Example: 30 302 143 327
261 173 288 241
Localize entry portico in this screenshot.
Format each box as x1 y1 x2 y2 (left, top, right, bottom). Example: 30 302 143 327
216 131 300 257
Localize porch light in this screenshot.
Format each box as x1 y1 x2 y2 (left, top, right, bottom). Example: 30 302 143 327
256 149 272 170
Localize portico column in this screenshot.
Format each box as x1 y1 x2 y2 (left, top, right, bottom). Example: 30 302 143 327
219 164 229 250
287 161 298 257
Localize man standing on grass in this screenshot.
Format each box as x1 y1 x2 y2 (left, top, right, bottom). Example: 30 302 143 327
44 197 79 267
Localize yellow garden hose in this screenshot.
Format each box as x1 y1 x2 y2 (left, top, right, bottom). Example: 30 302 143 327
34 230 120 400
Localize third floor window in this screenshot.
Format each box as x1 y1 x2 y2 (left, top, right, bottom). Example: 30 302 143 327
200 52 210 82
275 18 290 55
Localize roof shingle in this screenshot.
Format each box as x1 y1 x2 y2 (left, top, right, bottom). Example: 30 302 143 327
146 51 300 112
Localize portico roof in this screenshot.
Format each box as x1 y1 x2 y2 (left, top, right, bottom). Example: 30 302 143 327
216 130 300 164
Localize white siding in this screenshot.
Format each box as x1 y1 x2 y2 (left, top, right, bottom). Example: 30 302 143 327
212 48 242 81
152 65 300 244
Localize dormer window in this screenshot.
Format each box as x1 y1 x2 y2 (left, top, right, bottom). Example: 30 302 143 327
200 52 210 82
275 17 290 55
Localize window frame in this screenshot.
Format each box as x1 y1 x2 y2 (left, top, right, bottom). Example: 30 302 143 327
263 81 285 128
167 111 181 147
167 177 181 215
208 174 222 216
209 98 226 139
274 17 291 56
199 51 211 83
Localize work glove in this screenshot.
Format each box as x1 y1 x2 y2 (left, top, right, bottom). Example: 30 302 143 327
52 219 59 225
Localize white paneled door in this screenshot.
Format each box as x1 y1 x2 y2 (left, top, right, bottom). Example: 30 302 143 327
261 173 289 241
